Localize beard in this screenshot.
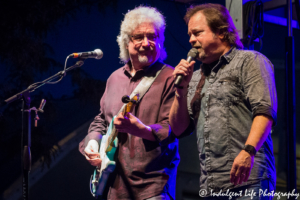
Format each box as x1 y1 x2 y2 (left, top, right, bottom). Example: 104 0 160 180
138 46 155 64
138 54 150 64
193 45 206 61
199 51 207 60
196 48 207 62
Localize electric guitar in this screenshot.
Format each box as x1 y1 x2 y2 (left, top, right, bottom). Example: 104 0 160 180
90 94 139 198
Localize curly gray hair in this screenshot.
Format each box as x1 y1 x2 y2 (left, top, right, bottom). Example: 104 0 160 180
117 6 167 63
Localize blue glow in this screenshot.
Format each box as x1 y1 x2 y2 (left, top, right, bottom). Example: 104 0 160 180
264 14 300 29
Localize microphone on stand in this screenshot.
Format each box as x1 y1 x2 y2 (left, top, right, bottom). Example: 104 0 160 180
69 49 103 59
174 48 199 88
38 99 46 113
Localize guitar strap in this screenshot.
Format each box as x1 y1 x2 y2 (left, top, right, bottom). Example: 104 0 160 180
116 63 166 115
102 62 166 150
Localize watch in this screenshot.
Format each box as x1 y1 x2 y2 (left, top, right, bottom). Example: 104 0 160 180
243 144 257 156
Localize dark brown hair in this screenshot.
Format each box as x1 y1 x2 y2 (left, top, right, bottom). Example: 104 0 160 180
184 3 243 49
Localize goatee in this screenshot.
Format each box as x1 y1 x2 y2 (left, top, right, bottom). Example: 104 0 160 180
138 55 150 64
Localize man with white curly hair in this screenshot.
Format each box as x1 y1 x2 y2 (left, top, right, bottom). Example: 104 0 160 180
79 6 179 200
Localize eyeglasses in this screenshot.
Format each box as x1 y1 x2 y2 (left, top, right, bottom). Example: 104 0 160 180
129 33 159 44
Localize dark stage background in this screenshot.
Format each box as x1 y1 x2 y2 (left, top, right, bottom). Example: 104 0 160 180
0 0 299 199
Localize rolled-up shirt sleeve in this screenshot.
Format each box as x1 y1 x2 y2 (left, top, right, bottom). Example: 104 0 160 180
148 75 176 146
242 52 278 125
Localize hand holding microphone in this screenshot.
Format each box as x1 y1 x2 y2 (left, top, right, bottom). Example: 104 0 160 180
174 48 198 88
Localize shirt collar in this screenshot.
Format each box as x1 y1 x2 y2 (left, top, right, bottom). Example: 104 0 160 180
201 46 237 76
122 60 162 78
221 46 237 63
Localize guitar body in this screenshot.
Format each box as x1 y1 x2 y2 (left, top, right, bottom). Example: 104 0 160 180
90 116 118 198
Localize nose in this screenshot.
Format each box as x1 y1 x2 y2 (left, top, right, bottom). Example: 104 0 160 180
141 36 150 47
189 34 197 45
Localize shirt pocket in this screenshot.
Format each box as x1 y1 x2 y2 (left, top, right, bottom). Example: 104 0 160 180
217 76 243 106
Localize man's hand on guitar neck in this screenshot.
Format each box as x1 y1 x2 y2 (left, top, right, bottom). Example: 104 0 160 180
84 140 102 167
114 112 156 141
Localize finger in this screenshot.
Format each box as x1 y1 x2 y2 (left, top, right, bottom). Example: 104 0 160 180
123 112 130 120
234 174 240 185
190 60 196 65
178 59 190 66
244 168 251 182
175 61 191 70
176 69 189 76
89 157 102 162
234 166 244 185
125 112 130 117
85 154 100 162
85 152 100 160
185 61 195 74
189 61 196 69
88 158 102 166
115 112 124 121
230 164 238 183
180 61 195 77
175 65 189 73
118 112 124 117
84 148 93 154
239 171 247 184
126 113 136 121
179 66 190 74
173 66 190 78
127 112 133 118
114 117 122 126
178 64 192 71
85 151 100 157
85 154 90 160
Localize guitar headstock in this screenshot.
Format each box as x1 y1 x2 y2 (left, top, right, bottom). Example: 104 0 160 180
123 94 139 114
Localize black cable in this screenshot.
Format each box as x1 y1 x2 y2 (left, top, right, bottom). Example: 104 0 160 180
242 0 264 50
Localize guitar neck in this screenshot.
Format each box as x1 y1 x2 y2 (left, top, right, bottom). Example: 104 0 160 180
105 95 138 152
105 106 126 151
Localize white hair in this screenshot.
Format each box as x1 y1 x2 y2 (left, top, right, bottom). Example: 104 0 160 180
117 6 167 63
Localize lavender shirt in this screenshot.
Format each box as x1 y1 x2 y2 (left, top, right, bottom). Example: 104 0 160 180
79 60 179 200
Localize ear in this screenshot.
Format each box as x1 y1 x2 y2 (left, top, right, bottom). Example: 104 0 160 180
217 30 225 40
218 33 225 40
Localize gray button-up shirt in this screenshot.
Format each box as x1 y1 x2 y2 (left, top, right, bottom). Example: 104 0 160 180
187 47 277 193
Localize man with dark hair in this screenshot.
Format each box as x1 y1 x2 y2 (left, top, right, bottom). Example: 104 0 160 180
79 6 178 200
170 3 277 199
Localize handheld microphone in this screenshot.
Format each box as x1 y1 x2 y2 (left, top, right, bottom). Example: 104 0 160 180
69 49 103 59
174 48 198 88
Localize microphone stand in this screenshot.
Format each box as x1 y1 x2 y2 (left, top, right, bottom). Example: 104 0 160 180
4 59 85 200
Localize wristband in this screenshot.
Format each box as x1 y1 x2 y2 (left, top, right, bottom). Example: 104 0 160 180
243 144 257 156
